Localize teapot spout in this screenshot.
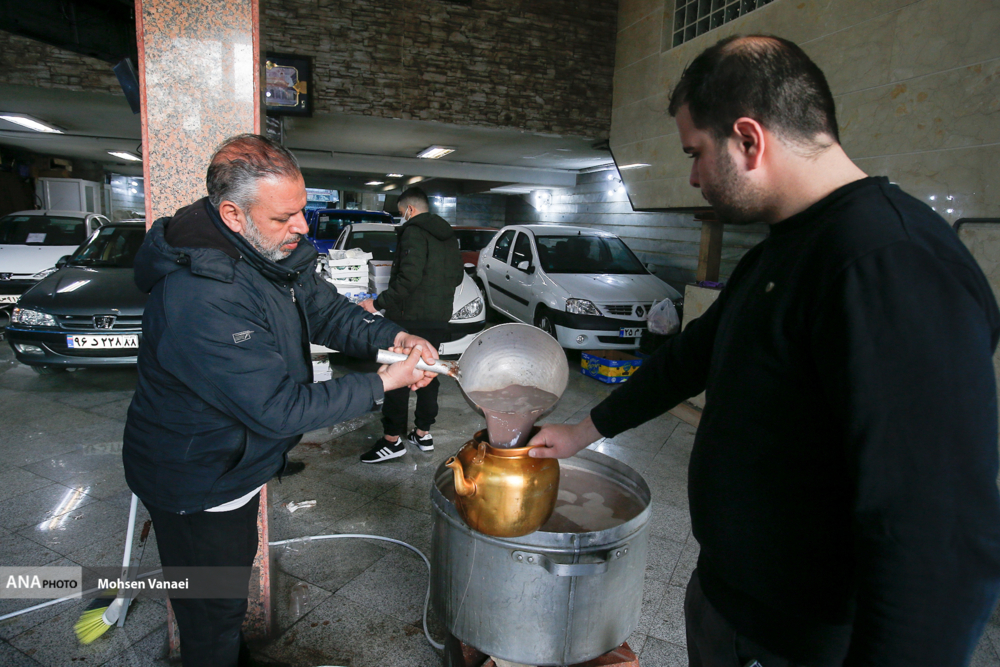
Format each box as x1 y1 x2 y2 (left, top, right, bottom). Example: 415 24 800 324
445 457 477 497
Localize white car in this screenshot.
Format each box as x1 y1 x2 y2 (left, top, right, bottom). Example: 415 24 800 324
477 224 683 350
327 222 487 356
0 210 109 307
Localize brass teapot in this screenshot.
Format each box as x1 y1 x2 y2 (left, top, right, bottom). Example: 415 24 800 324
444 429 559 538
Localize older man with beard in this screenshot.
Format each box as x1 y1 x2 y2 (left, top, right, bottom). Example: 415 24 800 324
123 134 437 667
529 36 1000 667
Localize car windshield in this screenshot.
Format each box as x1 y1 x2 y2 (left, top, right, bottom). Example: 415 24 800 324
345 230 397 260
454 229 497 251
69 226 146 268
535 235 647 274
0 215 88 246
314 212 390 240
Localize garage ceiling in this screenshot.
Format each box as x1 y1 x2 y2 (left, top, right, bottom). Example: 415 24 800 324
0 83 614 196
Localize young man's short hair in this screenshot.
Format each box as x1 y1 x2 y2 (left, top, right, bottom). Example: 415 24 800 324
669 35 840 149
398 187 430 212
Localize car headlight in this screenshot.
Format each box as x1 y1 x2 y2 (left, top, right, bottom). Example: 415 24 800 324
565 298 600 316
30 267 59 281
10 307 57 327
452 297 484 320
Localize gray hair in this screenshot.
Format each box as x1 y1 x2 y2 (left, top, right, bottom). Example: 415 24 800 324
205 133 301 212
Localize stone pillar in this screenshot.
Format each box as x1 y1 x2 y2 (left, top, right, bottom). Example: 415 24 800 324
134 0 271 650
135 0 262 226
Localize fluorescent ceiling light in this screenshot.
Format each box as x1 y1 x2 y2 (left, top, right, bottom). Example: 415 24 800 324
417 146 454 159
0 113 64 134
618 163 650 170
407 176 424 185
365 180 384 186
108 151 142 162
386 173 404 178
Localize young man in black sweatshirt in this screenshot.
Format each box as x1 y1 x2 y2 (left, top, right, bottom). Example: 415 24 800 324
529 36 1000 666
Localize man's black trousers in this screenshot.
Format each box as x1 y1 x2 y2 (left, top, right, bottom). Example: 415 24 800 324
146 494 259 667
381 325 446 437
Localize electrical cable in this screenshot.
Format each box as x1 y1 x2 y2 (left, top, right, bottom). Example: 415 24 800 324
0 534 445 651
268 533 445 650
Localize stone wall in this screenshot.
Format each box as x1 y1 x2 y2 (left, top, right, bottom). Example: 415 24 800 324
262 0 618 139
456 192 507 228
611 0 1000 223
0 31 122 95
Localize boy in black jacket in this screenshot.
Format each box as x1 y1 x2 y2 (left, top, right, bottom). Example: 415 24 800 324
359 187 463 463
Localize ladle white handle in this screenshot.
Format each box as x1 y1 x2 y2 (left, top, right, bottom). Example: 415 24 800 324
376 350 460 379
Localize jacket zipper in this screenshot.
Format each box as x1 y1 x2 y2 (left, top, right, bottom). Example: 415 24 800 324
288 282 312 381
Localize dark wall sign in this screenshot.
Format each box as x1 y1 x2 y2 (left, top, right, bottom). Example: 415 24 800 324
265 53 313 117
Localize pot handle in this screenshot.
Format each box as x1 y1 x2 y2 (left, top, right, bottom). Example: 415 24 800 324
511 545 630 577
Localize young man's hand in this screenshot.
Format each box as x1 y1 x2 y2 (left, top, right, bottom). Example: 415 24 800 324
358 299 378 314
528 416 603 459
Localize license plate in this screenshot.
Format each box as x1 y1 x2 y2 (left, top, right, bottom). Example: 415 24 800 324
619 327 643 338
66 334 139 349
0 295 17 304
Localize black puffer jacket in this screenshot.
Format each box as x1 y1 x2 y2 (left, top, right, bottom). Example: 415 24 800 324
123 199 402 513
374 212 463 323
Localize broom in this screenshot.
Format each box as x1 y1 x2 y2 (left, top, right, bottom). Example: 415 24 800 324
74 493 141 644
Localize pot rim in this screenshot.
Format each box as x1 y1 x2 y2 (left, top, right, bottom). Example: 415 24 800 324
432 447 652 549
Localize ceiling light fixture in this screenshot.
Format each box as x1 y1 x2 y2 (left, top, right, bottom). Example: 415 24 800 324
417 146 454 159
617 163 650 170
366 180 384 186
407 176 424 185
386 173 404 178
0 113 64 134
108 151 142 162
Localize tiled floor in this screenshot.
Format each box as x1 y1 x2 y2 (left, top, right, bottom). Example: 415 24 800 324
1 341 998 666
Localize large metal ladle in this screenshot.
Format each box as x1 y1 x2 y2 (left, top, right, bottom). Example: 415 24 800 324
375 322 569 416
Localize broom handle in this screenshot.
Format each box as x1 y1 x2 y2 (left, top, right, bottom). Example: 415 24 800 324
114 494 140 628
121 494 138 582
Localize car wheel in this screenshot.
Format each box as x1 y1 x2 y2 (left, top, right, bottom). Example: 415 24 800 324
534 308 556 338
31 366 66 376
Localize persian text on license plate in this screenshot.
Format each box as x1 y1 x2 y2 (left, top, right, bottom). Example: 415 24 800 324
0 295 18 304
619 327 643 338
66 334 139 349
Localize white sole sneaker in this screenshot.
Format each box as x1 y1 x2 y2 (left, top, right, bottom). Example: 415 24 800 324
360 440 406 464
407 431 434 452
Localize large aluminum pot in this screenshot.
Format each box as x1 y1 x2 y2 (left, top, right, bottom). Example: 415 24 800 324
457 322 569 415
431 448 651 666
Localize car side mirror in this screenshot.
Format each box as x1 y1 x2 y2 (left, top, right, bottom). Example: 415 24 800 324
464 263 476 276
516 260 532 273
56 256 70 268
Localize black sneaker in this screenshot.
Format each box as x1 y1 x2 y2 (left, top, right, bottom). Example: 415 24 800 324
407 430 434 452
360 437 406 464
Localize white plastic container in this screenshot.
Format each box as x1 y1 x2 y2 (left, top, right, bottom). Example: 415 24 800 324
328 271 367 284
368 260 392 278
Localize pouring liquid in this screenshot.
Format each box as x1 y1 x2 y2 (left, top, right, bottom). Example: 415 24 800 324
467 384 560 448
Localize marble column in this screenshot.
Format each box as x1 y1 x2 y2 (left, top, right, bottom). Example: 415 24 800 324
133 0 272 651
136 0 262 225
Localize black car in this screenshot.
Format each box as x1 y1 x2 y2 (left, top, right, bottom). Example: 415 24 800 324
6 222 147 374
